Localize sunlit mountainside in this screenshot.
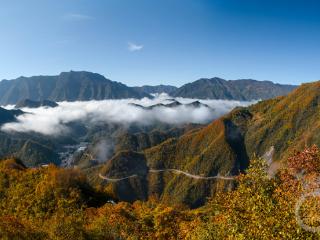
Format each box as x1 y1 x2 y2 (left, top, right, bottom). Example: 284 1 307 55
2 72 318 238
1 0 320 238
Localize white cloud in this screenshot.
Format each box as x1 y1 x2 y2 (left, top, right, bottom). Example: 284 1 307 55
63 13 93 21
1 94 255 136
128 42 144 52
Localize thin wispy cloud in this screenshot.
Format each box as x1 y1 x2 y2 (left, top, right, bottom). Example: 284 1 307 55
128 42 144 52
63 13 93 21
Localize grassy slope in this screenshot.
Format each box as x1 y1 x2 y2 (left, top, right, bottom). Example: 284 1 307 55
245 81 320 161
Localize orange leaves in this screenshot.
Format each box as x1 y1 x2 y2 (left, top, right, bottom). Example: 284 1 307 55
47 165 86 189
3 145 320 238
287 145 320 175
0 215 45 239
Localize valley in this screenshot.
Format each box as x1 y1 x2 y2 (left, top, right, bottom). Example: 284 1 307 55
1 77 320 238
0 75 314 207
1 1 319 238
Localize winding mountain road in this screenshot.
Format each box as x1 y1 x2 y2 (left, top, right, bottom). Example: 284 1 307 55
98 173 138 182
99 169 235 182
149 169 235 180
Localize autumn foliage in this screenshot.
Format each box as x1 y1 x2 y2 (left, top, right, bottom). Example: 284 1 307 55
2 146 320 239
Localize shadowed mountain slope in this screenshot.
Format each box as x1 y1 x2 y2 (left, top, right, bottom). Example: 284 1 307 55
15 99 58 108
0 107 23 125
0 72 296 104
0 71 151 105
173 77 296 100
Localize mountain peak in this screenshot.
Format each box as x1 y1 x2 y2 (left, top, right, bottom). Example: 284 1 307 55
58 70 109 81
0 71 151 105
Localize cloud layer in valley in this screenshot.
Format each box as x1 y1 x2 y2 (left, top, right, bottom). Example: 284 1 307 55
1 94 255 136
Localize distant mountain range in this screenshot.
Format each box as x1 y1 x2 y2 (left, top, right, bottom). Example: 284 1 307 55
0 71 297 105
172 77 297 100
0 71 150 105
133 85 177 95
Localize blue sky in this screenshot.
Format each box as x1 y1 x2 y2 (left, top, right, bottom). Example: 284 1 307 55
1 0 320 86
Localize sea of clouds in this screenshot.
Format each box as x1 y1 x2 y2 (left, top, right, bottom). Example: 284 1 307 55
1 94 255 136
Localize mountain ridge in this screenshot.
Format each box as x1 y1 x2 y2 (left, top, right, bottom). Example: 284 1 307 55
0 71 151 105
173 77 297 100
91 80 320 207
0 71 297 105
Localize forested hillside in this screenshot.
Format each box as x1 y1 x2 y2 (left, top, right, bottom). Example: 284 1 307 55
92 81 320 206
1 146 320 239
